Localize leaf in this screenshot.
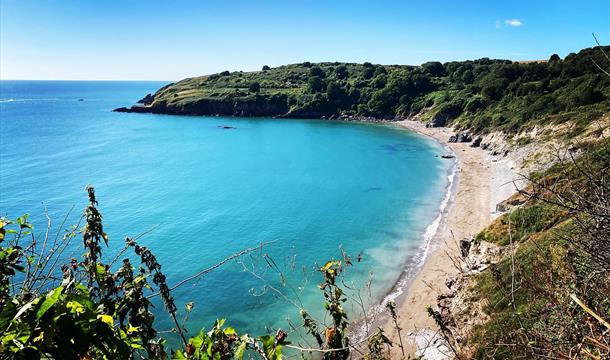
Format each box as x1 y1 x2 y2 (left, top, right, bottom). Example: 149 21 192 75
66 300 85 315
0 301 17 329
97 314 114 327
14 299 37 320
11 264 25 273
171 350 187 359
96 263 106 277
185 302 193 312
36 286 63 319
234 341 247 360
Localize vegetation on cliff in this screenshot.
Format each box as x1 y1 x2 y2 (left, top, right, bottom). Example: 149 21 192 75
119 46 610 135
456 138 610 358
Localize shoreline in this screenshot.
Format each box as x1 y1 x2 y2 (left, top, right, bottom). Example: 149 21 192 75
380 120 517 358
353 136 459 339
106 109 509 356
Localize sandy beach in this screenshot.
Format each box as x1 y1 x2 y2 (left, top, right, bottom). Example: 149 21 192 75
382 120 519 359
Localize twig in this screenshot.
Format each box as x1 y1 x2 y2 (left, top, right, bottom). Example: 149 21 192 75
147 241 274 298
570 293 610 330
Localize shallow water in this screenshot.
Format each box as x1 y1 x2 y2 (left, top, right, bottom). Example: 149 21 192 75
0 80 451 347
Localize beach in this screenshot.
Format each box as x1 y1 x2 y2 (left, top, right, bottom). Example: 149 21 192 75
385 120 519 358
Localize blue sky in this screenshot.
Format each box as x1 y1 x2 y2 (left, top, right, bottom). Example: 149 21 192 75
1 0 609 80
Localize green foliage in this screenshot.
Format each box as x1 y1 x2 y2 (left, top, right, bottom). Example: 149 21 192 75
366 328 392 360
309 66 325 78
317 260 350 360
422 61 445 76
139 45 610 134
334 65 348 79
0 187 168 359
475 203 567 246
248 81 261 93
307 76 324 93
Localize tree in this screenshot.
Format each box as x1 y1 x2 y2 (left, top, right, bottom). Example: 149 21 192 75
367 87 397 117
335 65 348 79
309 66 325 77
373 66 387 77
307 76 324 93
462 69 475 84
479 74 509 100
549 54 561 62
371 74 387 89
422 61 445 76
262 65 271 71
326 82 348 108
248 81 261 93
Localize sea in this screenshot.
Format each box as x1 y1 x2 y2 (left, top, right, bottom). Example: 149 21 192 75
0 80 454 349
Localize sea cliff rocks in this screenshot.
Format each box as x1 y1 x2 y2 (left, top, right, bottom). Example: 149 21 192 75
459 238 472 258
448 132 472 143
495 192 528 213
113 96 290 117
426 113 450 128
470 137 482 147
137 93 155 105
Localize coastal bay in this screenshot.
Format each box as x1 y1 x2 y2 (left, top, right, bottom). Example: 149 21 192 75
3 1 610 358
0 80 455 348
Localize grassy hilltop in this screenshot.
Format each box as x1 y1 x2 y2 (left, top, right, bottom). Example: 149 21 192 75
119 46 610 135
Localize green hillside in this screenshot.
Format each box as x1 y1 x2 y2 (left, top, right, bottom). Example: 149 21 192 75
117 46 610 134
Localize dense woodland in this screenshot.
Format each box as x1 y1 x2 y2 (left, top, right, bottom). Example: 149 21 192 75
121 46 610 135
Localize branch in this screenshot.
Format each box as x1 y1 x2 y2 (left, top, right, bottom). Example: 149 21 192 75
147 241 274 298
570 293 610 330
592 33 610 62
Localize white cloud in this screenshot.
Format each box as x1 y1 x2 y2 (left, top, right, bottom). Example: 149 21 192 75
495 20 502 28
504 19 523 27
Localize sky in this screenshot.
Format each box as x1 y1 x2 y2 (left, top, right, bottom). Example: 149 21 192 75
1 0 609 80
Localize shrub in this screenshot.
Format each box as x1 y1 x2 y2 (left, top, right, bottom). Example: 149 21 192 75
248 81 261 93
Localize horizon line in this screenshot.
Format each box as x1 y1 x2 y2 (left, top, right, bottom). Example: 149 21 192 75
0 78 177 82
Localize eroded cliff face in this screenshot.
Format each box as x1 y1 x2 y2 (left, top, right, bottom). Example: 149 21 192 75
115 95 289 117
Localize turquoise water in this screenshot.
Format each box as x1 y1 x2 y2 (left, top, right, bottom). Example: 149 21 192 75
0 80 451 347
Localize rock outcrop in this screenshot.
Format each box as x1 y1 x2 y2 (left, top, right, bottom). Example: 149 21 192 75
426 113 451 128
114 96 290 117
137 93 155 105
470 137 482 148
448 132 472 143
